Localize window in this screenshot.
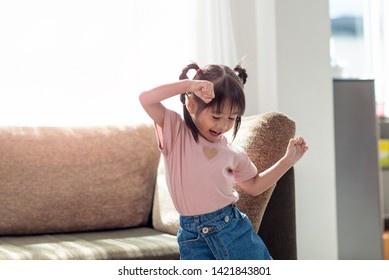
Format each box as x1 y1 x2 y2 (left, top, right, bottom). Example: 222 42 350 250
329 0 371 78
330 0 389 117
0 0 196 126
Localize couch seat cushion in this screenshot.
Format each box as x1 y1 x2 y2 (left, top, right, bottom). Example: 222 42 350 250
0 227 179 260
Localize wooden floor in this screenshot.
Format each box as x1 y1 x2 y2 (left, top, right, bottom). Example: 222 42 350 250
384 231 389 260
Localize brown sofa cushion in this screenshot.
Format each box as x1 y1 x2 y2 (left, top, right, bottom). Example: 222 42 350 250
152 112 295 234
0 124 160 235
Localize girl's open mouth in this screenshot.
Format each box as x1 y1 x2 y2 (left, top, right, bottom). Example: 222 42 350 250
210 130 222 137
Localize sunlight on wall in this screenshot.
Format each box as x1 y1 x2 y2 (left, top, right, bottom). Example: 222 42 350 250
0 0 195 126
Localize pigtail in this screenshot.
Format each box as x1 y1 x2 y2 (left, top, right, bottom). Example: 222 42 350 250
179 63 201 80
179 63 202 142
231 60 247 140
234 64 248 85
233 116 241 140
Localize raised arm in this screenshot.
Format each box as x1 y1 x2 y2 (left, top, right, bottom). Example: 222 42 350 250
139 79 214 128
238 136 308 196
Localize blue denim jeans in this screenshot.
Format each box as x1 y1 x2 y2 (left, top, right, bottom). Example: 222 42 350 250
177 204 272 260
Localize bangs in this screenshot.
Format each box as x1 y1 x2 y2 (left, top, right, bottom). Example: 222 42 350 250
210 77 245 116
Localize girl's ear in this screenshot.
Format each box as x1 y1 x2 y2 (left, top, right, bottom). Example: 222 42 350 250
186 94 196 115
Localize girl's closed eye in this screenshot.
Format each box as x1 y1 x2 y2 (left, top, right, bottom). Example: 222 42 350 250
211 114 236 121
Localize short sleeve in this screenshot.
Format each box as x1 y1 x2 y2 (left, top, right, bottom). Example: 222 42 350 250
232 146 258 183
155 109 183 156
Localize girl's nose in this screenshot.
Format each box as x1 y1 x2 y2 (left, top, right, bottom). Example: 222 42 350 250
219 119 229 130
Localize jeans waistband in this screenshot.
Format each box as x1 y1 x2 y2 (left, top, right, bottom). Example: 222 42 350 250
179 204 239 227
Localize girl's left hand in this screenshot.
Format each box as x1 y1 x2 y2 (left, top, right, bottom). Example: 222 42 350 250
285 136 308 164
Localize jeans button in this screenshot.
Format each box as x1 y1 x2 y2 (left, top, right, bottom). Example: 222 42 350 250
202 227 209 234
224 216 230 223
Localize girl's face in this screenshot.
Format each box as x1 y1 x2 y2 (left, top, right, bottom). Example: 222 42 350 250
189 99 238 143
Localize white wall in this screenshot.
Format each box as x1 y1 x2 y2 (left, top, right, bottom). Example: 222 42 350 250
260 0 338 259
231 0 338 259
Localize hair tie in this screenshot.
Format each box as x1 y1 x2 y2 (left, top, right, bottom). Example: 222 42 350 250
196 68 202 73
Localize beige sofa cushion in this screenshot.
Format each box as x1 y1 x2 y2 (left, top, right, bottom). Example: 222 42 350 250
0 124 160 235
152 112 295 234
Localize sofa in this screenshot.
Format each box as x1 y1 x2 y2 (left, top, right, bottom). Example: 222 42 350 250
0 111 297 260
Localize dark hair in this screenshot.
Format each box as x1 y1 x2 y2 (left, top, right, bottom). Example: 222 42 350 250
179 62 248 142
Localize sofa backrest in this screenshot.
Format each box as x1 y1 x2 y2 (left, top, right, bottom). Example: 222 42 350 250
0 124 160 235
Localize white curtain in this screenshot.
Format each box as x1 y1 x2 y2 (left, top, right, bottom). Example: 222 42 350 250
194 0 238 66
0 0 241 126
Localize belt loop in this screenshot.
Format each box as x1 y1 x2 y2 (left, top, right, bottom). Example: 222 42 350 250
233 205 239 219
194 215 200 225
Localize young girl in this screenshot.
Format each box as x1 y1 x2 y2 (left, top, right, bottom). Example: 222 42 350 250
139 62 308 260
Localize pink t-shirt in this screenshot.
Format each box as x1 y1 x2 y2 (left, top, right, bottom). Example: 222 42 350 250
156 109 258 215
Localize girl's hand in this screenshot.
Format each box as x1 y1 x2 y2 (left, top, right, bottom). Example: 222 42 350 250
238 135 308 197
192 80 215 103
284 136 308 164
